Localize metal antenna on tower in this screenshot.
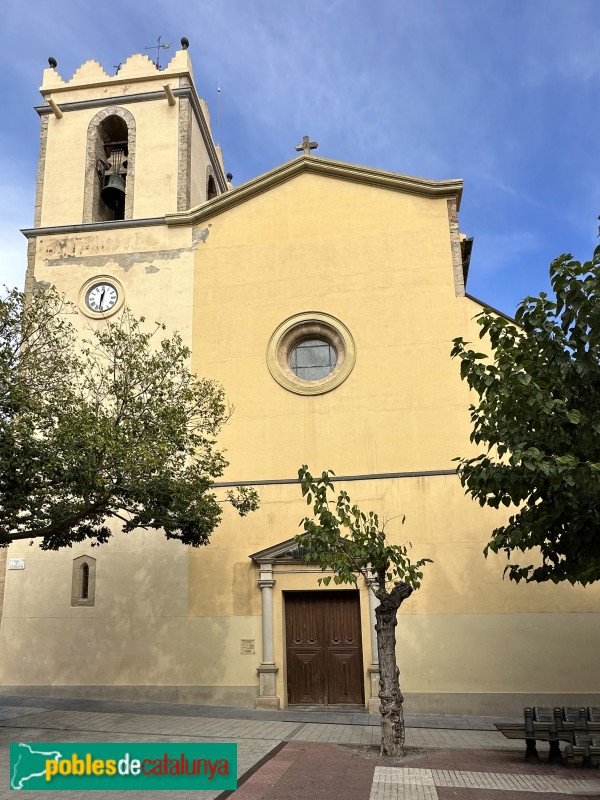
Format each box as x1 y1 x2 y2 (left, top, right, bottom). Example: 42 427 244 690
144 35 171 70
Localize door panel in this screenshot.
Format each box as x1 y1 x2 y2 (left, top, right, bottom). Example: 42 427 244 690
288 650 321 704
327 649 363 704
285 591 364 705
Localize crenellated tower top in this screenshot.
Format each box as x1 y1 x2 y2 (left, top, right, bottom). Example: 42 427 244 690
41 48 195 95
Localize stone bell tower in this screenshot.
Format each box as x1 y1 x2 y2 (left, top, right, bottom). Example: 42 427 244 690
1 43 230 698
24 40 225 338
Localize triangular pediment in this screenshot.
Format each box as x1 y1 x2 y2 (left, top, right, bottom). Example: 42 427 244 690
250 536 313 565
166 155 463 228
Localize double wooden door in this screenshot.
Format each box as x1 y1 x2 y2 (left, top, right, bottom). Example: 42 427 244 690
285 591 364 705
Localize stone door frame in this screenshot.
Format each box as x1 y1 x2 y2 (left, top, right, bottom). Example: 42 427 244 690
250 537 380 712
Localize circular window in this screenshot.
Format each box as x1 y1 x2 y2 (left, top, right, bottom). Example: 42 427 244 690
267 312 355 396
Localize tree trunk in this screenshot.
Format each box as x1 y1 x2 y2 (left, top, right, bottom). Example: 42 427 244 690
375 580 413 757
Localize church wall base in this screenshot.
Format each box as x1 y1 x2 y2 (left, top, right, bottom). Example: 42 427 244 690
255 696 281 710
1 686 597 718
0 685 258 707
403 692 600 718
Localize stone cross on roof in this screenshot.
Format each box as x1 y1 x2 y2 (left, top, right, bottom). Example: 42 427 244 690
295 135 318 156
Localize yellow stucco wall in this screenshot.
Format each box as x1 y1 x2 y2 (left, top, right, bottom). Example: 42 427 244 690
191 174 473 478
184 172 600 708
27 224 194 345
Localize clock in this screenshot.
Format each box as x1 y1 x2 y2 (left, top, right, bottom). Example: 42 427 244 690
79 275 125 319
85 281 119 313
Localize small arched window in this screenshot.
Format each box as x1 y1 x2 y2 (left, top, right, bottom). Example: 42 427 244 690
207 174 218 201
81 563 90 600
71 555 96 607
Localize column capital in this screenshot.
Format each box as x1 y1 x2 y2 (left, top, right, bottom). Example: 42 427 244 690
258 579 275 590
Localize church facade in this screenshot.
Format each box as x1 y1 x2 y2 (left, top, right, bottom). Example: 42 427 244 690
1 45 598 715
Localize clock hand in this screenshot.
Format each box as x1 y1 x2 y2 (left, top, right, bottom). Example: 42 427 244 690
99 288 106 309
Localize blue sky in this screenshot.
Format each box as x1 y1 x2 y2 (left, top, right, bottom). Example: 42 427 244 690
1 0 599 316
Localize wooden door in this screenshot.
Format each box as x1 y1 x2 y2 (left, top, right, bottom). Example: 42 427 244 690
285 591 364 705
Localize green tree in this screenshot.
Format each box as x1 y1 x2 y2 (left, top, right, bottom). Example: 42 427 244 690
0 287 258 549
451 238 600 585
297 466 431 757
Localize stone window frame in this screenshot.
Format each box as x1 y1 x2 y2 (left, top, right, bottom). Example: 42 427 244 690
71 555 97 607
83 106 136 223
266 312 356 396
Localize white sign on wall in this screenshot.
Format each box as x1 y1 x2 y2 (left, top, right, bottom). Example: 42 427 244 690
8 558 25 570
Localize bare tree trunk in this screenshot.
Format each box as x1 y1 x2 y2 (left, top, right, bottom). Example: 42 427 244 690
375 580 413 757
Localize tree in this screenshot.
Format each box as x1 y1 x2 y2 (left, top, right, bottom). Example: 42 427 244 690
296 466 431 757
451 238 600 585
0 287 258 549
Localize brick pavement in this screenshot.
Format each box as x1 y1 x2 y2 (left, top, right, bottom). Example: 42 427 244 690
222 742 600 800
222 741 376 800
0 698 599 799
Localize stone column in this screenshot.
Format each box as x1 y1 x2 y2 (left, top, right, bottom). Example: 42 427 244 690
255 562 280 709
366 573 380 714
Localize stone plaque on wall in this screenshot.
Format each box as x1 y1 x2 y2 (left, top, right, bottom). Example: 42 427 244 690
241 639 255 655
8 559 25 570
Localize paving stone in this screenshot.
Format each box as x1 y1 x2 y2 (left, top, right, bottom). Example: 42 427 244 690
371 766 600 798
1 698 598 800
0 707 49 722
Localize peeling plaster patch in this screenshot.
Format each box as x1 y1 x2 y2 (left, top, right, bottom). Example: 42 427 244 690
193 226 211 245
33 280 52 290
44 248 186 271
145 265 160 274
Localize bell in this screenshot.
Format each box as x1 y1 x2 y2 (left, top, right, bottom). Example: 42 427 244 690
100 173 126 212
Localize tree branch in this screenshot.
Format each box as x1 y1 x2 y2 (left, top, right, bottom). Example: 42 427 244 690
0 495 111 545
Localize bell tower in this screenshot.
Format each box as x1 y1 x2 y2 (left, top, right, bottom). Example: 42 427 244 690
34 40 226 228
24 41 227 339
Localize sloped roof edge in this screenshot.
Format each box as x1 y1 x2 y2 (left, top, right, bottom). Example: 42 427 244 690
465 293 518 325
166 155 463 227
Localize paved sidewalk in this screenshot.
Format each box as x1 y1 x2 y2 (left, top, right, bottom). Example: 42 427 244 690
0 696 598 799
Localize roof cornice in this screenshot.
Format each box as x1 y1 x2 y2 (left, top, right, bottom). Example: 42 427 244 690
166 155 463 227
21 216 166 239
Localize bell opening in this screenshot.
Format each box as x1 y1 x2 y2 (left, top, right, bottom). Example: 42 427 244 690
95 116 129 222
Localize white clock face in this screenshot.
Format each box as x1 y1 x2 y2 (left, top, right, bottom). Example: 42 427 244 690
86 282 118 313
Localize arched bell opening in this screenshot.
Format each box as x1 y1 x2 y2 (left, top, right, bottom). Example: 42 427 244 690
83 107 136 223
96 115 128 221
